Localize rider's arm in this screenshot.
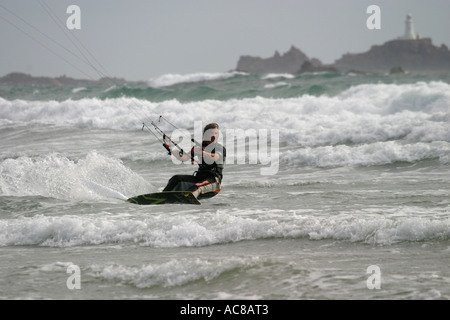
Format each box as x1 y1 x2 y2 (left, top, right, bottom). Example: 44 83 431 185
193 146 220 162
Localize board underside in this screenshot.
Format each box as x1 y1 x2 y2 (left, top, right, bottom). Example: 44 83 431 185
127 191 201 205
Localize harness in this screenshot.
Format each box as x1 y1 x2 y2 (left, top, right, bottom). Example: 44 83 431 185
143 116 225 182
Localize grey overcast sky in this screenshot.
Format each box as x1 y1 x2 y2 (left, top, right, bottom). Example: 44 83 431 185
1 0 449 81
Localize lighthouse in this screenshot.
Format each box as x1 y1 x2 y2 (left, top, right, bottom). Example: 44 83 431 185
403 14 417 40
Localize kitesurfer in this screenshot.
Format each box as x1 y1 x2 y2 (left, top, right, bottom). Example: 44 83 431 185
163 123 225 199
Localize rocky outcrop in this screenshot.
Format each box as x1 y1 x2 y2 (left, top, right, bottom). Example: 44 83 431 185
236 46 322 74
235 38 450 74
333 38 450 73
0 72 126 85
296 61 338 74
389 66 407 74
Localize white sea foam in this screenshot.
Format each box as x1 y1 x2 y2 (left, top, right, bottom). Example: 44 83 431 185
90 257 261 288
148 71 245 87
0 208 448 247
282 141 450 167
262 73 295 80
1 81 448 132
0 151 152 200
72 87 86 93
1 81 448 167
264 81 289 89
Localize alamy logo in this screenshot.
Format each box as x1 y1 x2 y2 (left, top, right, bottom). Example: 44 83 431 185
366 265 381 290
66 264 81 290
66 5 81 30
366 5 381 30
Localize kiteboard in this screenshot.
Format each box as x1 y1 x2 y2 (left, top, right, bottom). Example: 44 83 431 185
127 191 201 205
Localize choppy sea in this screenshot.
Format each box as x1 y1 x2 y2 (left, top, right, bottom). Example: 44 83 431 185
0 71 449 300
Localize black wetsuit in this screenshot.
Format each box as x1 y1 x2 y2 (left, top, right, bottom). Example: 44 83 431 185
163 142 226 198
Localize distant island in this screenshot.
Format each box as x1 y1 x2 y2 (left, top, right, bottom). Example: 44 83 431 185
236 45 338 74
235 14 450 74
333 38 450 73
0 72 126 86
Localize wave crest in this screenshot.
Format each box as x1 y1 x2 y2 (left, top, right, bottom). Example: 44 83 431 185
0 208 448 247
148 71 246 88
0 151 152 201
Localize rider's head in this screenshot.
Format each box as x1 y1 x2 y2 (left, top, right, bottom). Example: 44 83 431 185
203 123 219 144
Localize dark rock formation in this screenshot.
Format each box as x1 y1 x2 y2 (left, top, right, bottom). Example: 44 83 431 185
236 46 320 74
389 66 406 74
296 61 338 74
235 38 450 74
0 72 126 85
333 38 450 73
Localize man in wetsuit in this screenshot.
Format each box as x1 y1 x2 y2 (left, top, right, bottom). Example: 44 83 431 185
163 123 225 199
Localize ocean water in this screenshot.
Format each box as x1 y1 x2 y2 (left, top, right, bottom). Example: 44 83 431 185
0 71 449 300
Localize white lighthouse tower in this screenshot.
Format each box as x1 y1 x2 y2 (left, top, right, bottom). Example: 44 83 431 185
403 14 417 40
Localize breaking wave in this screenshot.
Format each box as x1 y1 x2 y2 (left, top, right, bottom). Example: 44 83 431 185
0 207 448 247
1 81 449 167
148 71 245 88
0 151 152 201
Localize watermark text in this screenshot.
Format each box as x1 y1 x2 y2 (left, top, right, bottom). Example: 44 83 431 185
366 5 381 30
66 5 81 30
